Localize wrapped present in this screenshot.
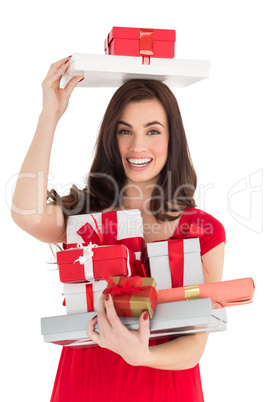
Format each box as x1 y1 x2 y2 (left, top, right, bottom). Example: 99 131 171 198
66 209 148 276
63 280 107 314
145 238 204 290
104 27 176 64
103 276 157 318
157 277 255 307
41 298 227 348
67 209 143 248
57 243 137 283
61 54 211 88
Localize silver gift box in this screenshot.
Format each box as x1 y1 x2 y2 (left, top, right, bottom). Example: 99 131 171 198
41 298 227 348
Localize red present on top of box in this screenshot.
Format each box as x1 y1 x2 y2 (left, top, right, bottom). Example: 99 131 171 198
104 26 176 63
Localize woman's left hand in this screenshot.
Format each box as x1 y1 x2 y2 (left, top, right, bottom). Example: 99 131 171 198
87 293 151 366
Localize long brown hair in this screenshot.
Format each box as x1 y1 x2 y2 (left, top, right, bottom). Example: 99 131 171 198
48 79 197 221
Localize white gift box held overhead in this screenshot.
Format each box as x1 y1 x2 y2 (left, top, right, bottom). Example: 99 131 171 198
145 238 204 290
41 298 227 348
61 54 210 88
63 281 107 314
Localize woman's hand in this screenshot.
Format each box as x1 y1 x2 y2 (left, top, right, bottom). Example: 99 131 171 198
87 293 152 367
41 56 84 120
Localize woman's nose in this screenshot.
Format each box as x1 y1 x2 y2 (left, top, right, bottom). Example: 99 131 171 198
129 134 148 153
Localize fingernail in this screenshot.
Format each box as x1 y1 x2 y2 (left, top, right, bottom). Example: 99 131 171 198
143 312 149 320
92 315 97 320
78 77 84 82
105 293 110 301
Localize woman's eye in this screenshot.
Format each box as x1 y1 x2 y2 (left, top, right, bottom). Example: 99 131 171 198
148 130 161 135
118 130 131 135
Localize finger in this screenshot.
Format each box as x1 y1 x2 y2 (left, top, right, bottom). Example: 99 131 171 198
43 57 72 86
103 293 122 328
50 56 72 71
95 294 113 332
64 75 84 98
138 311 150 343
87 315 101 344
48 59 72 84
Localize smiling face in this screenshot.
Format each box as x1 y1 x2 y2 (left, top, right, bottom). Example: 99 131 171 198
116 99 169 187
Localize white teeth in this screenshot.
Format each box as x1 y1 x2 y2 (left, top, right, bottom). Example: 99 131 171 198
127 158 152 166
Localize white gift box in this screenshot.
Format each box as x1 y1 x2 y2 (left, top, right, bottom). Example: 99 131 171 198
66 209 144 261
61 54 210 88
145 238 204 290
67 209 143 243
63 281 107 314
41 298 227 348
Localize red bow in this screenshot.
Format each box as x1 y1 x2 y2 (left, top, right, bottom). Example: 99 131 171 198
103 276 143 296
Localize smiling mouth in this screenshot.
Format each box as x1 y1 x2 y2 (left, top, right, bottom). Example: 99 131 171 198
127 158 153 167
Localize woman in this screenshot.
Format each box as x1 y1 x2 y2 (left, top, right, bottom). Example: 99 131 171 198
11 56 225 401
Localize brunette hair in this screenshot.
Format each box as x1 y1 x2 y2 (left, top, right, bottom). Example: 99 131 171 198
48 79 197 221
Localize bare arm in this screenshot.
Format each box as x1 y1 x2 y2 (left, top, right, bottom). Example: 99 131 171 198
11 57 83 244
88 242 225 370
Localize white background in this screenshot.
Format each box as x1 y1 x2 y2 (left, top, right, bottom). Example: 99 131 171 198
1 1 267 401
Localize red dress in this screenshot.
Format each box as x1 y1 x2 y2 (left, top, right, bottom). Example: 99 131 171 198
51 207 225 402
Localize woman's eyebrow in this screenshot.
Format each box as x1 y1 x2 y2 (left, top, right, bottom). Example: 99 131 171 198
117 120 164 128
117 120 132 128
144 121 164 128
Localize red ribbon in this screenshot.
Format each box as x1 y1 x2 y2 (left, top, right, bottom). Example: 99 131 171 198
140 28 154 56
103 276 157 317
86 283 94 311
167 224 204 288
76 212 146 261
102 211 118 245
77 214 104 246
116 236 145 254
103 276 143 296
168 239 184 288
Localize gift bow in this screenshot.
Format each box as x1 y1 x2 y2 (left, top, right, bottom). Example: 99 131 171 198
77 214 104 246
76 211 146 255
103 276 143 296
74 242 98 265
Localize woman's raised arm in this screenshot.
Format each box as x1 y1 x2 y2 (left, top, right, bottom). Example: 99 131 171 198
11 57 84 244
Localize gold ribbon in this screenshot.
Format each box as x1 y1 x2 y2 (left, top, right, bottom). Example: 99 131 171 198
184 285 200 300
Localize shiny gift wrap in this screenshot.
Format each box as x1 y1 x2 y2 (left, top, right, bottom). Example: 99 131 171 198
104 26 176 64
103 276 157 318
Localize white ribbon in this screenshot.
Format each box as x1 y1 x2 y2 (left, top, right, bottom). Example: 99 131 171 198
125 248 131 277
74 243 98 282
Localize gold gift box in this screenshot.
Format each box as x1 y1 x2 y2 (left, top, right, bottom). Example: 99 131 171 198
103 276 157 318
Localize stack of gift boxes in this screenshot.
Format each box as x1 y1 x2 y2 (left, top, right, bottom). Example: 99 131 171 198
41 27 255 345
56 209 205 320
57 27 187 320
58 210 155 318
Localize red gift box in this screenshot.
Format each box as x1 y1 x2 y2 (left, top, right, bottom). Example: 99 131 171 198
104 26 176 64
57 244 138 283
